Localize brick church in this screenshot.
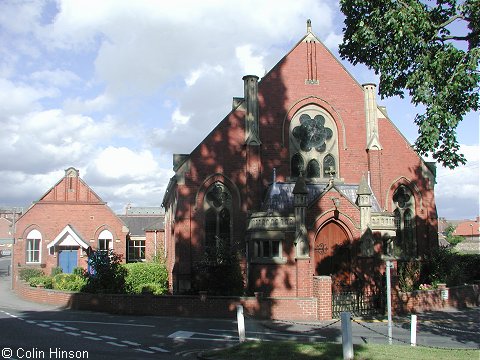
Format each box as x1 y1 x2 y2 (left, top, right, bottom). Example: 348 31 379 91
162 21 438 297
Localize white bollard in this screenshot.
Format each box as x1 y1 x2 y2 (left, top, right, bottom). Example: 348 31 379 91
341 312 354 360
237 305 246 343
410 314 417 346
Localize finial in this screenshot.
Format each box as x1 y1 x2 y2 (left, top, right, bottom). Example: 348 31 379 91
273 168 277 184
307 19 312 33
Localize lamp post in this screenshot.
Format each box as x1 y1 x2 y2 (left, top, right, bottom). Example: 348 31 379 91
470 223 473 239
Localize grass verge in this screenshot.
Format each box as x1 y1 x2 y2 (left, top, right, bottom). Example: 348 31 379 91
202 341 479 360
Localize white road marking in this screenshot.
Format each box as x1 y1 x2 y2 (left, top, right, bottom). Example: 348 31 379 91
149 346 170 353
64 326 79 331
65 332 81 336
168 330 195 339
25 320 36 324
37 323 49 328
136 349 155 354
121 340 140 346
81 331 97 335
84 336 102 341
107 342 127 347
50 327 64 332
100 335 117 340
50 322 64 326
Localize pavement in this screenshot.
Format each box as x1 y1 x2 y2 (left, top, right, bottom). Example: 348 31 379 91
0 257 62 312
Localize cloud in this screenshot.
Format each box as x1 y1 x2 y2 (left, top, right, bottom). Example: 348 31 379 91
435 144 479 219
0 109 121 174
30 69 81 88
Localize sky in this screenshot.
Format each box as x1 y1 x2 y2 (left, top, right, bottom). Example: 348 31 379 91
0 0 478 219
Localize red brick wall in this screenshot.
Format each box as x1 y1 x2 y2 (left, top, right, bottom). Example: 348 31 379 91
15 279 319 321
393 284 479 314
313 276 332 320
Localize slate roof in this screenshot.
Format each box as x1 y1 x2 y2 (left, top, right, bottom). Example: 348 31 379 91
261 181 382 215
119 215 165 236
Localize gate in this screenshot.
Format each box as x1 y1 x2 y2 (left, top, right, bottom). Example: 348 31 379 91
332 284 384 318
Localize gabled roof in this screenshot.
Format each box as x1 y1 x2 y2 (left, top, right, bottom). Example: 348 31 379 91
47 224 90 249
119 215 165 236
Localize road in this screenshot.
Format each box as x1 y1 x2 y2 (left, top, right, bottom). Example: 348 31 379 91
0 256 478 360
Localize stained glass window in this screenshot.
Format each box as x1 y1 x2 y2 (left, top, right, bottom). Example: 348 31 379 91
292 114 333 152
291 153 305 177
307 159 320 178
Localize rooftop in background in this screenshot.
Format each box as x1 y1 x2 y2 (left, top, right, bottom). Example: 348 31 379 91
124 206 164 216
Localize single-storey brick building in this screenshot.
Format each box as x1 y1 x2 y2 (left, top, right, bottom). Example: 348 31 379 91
13 167 129 276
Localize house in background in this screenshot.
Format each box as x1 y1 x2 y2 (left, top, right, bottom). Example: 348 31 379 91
119 206 165 262
0 208 23 253
162 21 438 300
453 217 480 254
13 168 128 276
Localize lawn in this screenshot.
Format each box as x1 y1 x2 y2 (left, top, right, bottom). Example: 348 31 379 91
202 341 479 360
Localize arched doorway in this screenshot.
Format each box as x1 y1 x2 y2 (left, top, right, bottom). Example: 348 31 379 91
314 221 352 288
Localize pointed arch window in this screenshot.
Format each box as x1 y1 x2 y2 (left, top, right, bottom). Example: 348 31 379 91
323 154 336 177
291 153 305 177
393 186 416 258
306 159 320 178
204 182 232 252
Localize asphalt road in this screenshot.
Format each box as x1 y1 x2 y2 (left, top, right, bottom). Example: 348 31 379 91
0 256 478 360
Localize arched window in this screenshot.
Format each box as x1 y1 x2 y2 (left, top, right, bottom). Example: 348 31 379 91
393 185 416 257
289 105 339 180
26 229 42 263
98 229 113 252
323 154 336 177
306 159 320 178
204 182 232 252
291 153 305 177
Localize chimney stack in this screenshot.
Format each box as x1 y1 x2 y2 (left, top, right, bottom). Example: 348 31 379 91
243 75 261 145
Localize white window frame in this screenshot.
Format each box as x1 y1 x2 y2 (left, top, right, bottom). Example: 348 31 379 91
98 229 114 252
26 229 42 264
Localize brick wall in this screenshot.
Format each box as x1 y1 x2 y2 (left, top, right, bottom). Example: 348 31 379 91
394 283 479 314
313 276 332 320
15 279 320 321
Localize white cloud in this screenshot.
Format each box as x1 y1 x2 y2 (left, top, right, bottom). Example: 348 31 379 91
0 78 56 116
435 144 479 219
91 146 159 180
236 45 266 77
30 69 81 88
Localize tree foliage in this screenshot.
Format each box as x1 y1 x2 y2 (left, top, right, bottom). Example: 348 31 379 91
339 0 479 168
444 223 464 246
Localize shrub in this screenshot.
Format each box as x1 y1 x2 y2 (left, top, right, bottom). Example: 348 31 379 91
124 262 168 295
72 267 86 277
82 250 126 294
398 260 420 292
50 267 63 277
193 244 244 296
53 273 86 292
421 247 480 287
19 268 44 282
139 283 166 295
29 276 53 289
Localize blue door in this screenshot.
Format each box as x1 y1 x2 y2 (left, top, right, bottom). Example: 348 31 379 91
58 248 78 274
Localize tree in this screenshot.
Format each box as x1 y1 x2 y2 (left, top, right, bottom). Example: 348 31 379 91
339 0 479 168
444 223 464 246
